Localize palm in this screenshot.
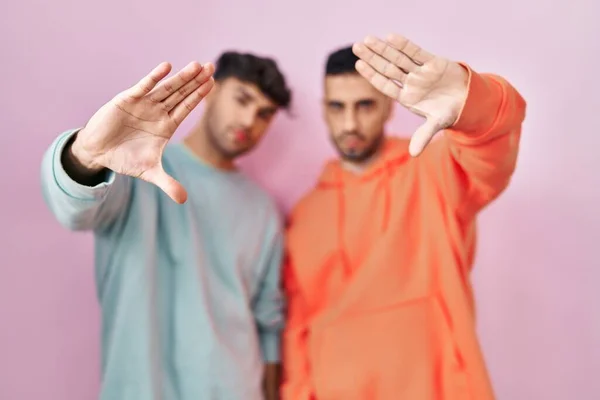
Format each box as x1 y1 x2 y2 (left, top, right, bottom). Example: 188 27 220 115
83 96 175 177
352 34 469 156
402 57 467 125
74 61 215 203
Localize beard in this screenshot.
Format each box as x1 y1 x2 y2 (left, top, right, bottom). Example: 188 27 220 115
207 129 250 160
331 130 384 163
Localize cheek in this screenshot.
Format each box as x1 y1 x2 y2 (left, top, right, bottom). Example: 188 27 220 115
324 113 343 134
216 98 240 122
209 104 227 129
359 113 386 137
250 121 270 141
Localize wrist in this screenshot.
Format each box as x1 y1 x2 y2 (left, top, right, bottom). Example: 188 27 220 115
70 130 104 172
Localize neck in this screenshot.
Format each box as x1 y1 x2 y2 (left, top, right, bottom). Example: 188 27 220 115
182 117 236 170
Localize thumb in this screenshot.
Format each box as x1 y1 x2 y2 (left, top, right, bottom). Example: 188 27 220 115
143 166 188 204
408 117 443 157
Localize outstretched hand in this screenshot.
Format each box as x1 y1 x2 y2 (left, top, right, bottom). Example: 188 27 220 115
352 34 469 156
72 61 215 203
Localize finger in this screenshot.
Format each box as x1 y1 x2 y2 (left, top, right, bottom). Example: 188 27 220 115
352 42 407 84
143 166 188 204
355 59 401 100
170 76 215 126
386 34 435 66
362 36 418 73
409 118 443 157
148 61 203 102
125 62 172 99
162 62 214 112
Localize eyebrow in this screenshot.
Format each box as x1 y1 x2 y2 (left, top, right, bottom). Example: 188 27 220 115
237 86 278 114
236 86 255 101
356 99 376 105
327 98 376 106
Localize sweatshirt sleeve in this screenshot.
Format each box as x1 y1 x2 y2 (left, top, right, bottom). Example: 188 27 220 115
280 255 314 400
40 129 132 232
252 216 286 364
424 64 527 218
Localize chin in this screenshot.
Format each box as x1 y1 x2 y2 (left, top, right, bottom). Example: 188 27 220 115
342 153 370 163
337 146 375 163
214 137 249 158
335 146 363 160
223 145 253 159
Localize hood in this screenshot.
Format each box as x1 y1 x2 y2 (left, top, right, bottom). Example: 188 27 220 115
316 137 411 187
315 137 412 274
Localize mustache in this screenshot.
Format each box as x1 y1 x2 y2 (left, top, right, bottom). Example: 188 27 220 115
338 131 366 141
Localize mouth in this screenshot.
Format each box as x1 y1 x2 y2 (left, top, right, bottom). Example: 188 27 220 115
341 135 364 151
230 129 250 144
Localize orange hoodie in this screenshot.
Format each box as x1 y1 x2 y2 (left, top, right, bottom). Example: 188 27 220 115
281 65 526 400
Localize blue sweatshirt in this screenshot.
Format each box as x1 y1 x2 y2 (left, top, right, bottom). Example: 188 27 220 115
40 129 285 400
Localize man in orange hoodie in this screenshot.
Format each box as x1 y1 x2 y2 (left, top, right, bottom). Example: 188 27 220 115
281 34 526 400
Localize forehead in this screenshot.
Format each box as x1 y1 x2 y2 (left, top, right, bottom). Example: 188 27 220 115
220 77 277 109
324 73 386 102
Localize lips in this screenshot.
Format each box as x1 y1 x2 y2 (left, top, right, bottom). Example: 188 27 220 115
344 136 362 149
232 130 249 142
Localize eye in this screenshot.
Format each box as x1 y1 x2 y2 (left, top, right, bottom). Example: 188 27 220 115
237 97 248 106
357 100 375 110
258 111 273 121
328 102 343 111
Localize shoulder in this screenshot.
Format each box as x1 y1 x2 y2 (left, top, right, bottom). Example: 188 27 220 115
286 159 341 224
289 188 317 217
286 183 326 232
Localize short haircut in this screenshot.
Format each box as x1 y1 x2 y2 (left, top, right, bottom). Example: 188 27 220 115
325 45 359 76
213 51 292 110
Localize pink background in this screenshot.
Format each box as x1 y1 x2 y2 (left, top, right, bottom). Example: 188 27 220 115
1 0 599 399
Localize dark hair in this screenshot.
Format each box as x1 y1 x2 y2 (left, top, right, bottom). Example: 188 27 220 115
213 51 292 110
325 45 359 76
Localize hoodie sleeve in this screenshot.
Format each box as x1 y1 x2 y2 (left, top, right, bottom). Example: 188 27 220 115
41 129 132 232
423 64 527 218
280 254 314 400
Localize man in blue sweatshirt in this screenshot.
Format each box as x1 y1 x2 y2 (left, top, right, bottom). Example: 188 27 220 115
40 51 292 400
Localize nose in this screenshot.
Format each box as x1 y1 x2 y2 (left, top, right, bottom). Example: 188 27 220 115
239 107 256 129
342 109 358 132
